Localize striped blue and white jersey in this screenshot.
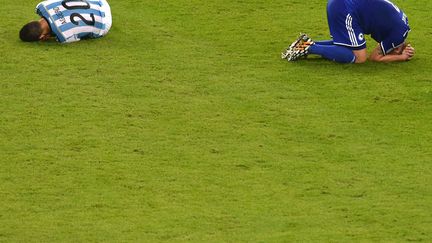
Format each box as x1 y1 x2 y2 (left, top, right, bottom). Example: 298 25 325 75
36 0 109 43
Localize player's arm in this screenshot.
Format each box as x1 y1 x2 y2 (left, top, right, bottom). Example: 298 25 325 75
369 43 415 62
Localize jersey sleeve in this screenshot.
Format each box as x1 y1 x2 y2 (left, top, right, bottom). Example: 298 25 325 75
35 2 47 18
379 13 411 55
380 29 410 55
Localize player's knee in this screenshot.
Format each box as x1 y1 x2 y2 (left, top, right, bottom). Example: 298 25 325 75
353 49 368 63
355 56 367 63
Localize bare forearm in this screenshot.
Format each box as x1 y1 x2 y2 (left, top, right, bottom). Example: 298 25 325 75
369 53 407 62
369 44 414 62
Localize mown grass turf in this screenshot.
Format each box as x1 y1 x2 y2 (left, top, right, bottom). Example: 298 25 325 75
1 0 431 241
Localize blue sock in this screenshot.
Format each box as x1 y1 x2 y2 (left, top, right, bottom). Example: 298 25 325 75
314 40 334 45
309 44 356 63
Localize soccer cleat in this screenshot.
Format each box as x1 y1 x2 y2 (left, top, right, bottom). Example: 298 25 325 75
281 33 314 61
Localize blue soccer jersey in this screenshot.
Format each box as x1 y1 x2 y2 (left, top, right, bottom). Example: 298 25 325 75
36 0 111 43
327 0 410 54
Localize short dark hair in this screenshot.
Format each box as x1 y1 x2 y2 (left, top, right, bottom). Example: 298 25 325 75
19 21 42 42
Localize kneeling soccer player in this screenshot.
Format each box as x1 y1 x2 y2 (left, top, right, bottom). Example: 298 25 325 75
20 0 112 43
282 0 415 63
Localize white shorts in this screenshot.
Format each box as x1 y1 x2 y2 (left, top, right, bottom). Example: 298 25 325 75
100 0 112 36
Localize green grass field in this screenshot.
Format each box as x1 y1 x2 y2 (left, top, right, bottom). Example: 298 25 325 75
1 0 432 241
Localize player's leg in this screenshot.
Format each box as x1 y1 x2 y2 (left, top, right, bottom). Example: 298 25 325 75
308 44 356 63
307 35 357 63
314 40 334 45
281 34 356 63
283 36 357 63
309 0 365 63
283 0 363 63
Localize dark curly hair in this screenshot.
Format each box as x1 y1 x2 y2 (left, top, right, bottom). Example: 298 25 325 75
19 21 42 42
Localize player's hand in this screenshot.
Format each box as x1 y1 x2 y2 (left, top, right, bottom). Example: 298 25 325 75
402 44 415 60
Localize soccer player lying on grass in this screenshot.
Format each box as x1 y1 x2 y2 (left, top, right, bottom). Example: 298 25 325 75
282 0 415 63
19 0 112 43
